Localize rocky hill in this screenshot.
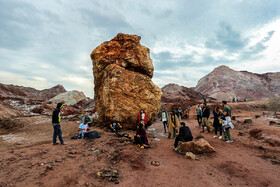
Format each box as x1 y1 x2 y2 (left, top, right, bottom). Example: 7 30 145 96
194 65 280 101
0 83 66 100
161 83 215 109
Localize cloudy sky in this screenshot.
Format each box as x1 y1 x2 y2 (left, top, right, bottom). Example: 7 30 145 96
0 0 280 97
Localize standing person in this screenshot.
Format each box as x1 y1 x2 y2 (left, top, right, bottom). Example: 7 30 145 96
52 102 67 145
187 104 191 119
213 107 223 139
232 97 235 103
178 107 183 121
134 123 149 149
220 101 234 143
168 111 180 138
174 122 193 150
161 108 168 133
195 104 202 127
201 103 210 133
138 109 147 128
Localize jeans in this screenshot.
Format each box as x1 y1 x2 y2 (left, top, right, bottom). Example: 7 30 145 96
224 127 232 140
53 125 64 144
196 115 202 126
215 125 223 136
174 136 193 148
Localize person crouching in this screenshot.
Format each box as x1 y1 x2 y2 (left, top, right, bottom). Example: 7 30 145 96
134 123 149 149
174 122 193 151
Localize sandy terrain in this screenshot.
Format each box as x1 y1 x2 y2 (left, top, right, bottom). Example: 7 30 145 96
0 109 280 187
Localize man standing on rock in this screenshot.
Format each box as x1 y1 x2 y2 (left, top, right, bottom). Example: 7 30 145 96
201 103 210 133
220 101 234 143
52 102 67 145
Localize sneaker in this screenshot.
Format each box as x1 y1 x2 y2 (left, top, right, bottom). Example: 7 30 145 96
140 146 144 149
61 142 67 145
226 140 233 143
174 147 178 151
213 135 217 138
53 143 59 145
218 136 223 139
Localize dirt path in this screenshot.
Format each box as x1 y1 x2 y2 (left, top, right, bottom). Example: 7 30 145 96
120 119 280 187
0 114 279 187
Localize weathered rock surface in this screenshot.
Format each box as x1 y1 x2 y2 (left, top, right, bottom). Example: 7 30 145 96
195 65 280 101
49 90 87 105
161 83 215 109
177 138 215 154
91 33 162 129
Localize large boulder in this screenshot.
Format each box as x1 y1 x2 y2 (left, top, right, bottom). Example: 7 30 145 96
49 90 87 106
90 33 162 129
177 138 215 154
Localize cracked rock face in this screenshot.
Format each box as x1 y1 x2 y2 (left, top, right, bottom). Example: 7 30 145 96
90 33 162 129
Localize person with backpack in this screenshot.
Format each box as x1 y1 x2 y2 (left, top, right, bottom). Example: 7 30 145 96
220 101 234 143
161 108 168 133
174 122 193 150
201 103 210 133
213 106 223 139
138 109 147 128
52 102 67 145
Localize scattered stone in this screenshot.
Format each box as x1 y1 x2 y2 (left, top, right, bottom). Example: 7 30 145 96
185 152 196 160
96 169 119 183
177 138 215 154
244 119 252 124
238 132 244 136
255 115 261 118
151 160 161 166
258 146 265 150
231 116 236 120
249 129 263 140
269 121 276 125
271 160 280 165
46 165 53 170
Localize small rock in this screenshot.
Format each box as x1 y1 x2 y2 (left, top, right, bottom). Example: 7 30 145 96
151 160 161 166
231 116 236 120
185 152 196 160
238 132 244 136
96 172 102 177
269 121 276 125
255 115 261 118
244 119 252 124
46 165 53 170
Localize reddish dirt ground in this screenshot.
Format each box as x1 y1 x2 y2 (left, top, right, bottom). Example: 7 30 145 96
0 109 280 187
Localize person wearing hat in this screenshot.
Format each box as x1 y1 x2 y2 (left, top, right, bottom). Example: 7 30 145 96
52 102 67 145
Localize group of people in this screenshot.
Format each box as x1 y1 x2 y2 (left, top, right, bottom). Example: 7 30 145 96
195 101 234 143
161 107 193 150
232 96 248 102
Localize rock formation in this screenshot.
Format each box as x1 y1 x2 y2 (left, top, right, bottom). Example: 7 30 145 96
195 65 280 101
90 33 162 129
177 138 215 154
49 90 87 105
161 83 215 109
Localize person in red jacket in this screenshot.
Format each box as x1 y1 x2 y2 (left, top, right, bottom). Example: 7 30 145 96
138 109 147 128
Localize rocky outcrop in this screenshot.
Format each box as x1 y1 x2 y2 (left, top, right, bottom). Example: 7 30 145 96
195 65 280 101
90 33 162 129
161 83 215 109
177 138 215 154
49 90 87 105
0 83 66 100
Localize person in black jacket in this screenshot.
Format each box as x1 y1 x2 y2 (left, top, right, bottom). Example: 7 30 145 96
213 106 223 139
52 102 66 145
174 122 193 150
201 102 210 133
